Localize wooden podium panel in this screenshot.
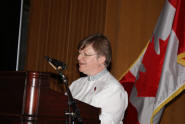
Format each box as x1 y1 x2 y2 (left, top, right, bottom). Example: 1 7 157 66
0 71 100 124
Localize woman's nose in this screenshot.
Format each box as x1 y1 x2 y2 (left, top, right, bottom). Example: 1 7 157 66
77 54 82 61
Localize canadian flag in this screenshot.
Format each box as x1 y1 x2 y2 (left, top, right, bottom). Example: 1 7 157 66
120 0 185 124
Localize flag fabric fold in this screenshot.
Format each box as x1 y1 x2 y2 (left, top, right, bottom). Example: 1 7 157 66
120 0 185 123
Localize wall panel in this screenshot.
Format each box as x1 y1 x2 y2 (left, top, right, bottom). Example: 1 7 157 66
25 0 106 83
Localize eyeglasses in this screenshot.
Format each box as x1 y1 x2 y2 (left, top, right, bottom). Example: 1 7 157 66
78 52 97 57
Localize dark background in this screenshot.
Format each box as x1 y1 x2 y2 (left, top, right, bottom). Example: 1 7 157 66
0 0 21 70
0 0 30 71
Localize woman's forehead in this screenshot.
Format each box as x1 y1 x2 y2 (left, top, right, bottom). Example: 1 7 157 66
80 44 95 52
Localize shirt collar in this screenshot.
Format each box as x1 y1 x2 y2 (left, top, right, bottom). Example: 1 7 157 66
87 68 108 81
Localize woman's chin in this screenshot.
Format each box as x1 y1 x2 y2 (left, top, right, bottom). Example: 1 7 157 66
79 67 84 73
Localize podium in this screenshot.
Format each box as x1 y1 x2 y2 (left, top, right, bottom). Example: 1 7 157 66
0 71 100 124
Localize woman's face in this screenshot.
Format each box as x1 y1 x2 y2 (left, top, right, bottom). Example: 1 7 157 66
77 44 105 76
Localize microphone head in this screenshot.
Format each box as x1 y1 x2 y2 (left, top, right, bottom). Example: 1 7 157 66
45 56 67 70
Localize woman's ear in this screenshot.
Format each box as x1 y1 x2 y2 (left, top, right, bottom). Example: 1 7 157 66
98 56 106 65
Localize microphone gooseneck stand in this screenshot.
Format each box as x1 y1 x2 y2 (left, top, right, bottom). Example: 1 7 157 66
57 69 83 124
45 56 82 124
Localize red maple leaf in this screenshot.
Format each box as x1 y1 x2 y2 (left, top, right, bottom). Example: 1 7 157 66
135 36 169 97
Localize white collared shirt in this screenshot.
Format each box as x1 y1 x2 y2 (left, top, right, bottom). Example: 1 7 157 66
69 69 128 124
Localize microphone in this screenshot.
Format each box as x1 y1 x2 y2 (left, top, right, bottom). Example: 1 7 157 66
45 56 67 71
